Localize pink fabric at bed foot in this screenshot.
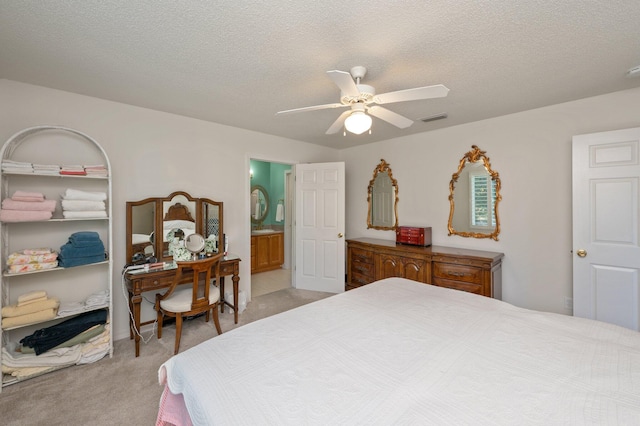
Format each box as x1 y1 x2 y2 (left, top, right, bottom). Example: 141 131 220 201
156 385 193 426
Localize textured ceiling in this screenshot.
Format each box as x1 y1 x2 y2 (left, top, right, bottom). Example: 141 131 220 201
1 1 640 149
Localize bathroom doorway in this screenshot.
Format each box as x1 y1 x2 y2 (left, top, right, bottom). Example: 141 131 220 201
249 159 292 297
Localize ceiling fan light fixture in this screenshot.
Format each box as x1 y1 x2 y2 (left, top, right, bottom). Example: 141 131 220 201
344 111 372 135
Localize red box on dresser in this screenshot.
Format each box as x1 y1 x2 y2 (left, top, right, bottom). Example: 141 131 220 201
395 226 432 246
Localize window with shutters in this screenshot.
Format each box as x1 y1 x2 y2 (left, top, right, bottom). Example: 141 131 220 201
469 171 496 228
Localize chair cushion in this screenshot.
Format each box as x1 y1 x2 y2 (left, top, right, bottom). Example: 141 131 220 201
160 285 220 313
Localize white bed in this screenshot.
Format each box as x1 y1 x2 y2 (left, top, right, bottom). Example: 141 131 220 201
157 278 640 425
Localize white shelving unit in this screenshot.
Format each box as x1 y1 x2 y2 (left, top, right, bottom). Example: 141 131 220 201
0 126 113 390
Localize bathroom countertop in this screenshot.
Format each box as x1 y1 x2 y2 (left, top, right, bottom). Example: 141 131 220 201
251 229 283 235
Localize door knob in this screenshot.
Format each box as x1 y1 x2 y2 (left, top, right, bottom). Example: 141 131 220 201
338 233 344 238
576 249 587 257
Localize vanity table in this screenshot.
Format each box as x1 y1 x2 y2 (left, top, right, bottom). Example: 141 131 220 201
126 191 236 357
125 254 241 357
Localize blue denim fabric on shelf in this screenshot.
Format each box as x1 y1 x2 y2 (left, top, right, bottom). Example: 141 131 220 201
19 309 108 355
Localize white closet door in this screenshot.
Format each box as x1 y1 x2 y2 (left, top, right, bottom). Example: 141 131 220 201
572 127 640 330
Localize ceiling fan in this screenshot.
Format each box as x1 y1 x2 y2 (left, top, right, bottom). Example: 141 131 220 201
276 66 449 135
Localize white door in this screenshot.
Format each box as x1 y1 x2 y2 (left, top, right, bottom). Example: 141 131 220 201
572 127 640 330
283 170 293 270
294 162 345 293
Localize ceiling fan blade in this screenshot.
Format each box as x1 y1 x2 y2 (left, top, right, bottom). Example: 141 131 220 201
368 106 414 129
374 84 449 105
326 70 360 98
276 102 346 115
326 110 352 134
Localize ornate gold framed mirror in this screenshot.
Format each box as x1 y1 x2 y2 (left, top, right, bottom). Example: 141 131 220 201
448 145 501 241
367 159 399 230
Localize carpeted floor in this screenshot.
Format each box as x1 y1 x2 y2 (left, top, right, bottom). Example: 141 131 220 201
0 288 332 426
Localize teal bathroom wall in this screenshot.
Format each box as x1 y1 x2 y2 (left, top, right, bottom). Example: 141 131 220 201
250 160 291 226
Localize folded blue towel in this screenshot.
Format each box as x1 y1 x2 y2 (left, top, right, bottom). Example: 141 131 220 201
60 241 105 258
58 254 106 268
68 231 101 248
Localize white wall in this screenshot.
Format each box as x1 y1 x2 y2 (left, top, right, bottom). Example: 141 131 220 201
340 87 640 314
3 78 640 341
0 79 339 341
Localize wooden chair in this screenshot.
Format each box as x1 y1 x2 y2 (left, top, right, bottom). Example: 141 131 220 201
155 253 224 354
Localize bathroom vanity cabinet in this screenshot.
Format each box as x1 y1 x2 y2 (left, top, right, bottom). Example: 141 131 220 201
251 231 284 273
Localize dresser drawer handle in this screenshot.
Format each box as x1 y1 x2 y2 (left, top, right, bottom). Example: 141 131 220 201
153 280 159 285
354 264 368 273
447 271 466 277
354 277 368 285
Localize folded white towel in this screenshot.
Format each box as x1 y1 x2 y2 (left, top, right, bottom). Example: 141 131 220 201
56 301 86 316
62 188 107 201
2 343 81 368
61 200 106 211
85 290 109 307
275 204 284 222
62 211 107 219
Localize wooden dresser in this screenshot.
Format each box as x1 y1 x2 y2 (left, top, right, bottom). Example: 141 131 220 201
347 238 504 299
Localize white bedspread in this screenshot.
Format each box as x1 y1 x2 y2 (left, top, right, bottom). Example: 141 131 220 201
159 278 640 425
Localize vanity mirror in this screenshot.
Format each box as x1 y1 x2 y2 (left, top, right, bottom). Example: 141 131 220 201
161 192 197 259
250 185 269 227
367 159 398 230
126 191 223 264
126 197 157 264
448 145 501 241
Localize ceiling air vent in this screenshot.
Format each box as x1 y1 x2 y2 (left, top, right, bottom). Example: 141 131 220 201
420 113 448 123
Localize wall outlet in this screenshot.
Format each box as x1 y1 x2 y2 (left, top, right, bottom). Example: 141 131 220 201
564 296 573 310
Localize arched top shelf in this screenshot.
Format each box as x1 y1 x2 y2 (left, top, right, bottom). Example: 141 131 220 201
1 125 111 172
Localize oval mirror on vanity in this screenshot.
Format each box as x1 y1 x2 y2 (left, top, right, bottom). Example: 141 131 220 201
448 145 501 241
367 159 399 230
185 233 205 258
250 185 269 226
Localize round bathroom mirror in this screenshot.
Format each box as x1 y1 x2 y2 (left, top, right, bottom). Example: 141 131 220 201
250 185 269 224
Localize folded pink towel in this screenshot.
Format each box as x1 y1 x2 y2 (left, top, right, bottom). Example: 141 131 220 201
0 210 52 222
11 190 45 202
1 198 56 212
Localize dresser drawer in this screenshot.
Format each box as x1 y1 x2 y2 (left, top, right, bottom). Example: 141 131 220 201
130 273 175 293
351 247 374 264
220 262 237 276
350 259 374 277
350 272 375 287
433 277 483 295
433 262 482 284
